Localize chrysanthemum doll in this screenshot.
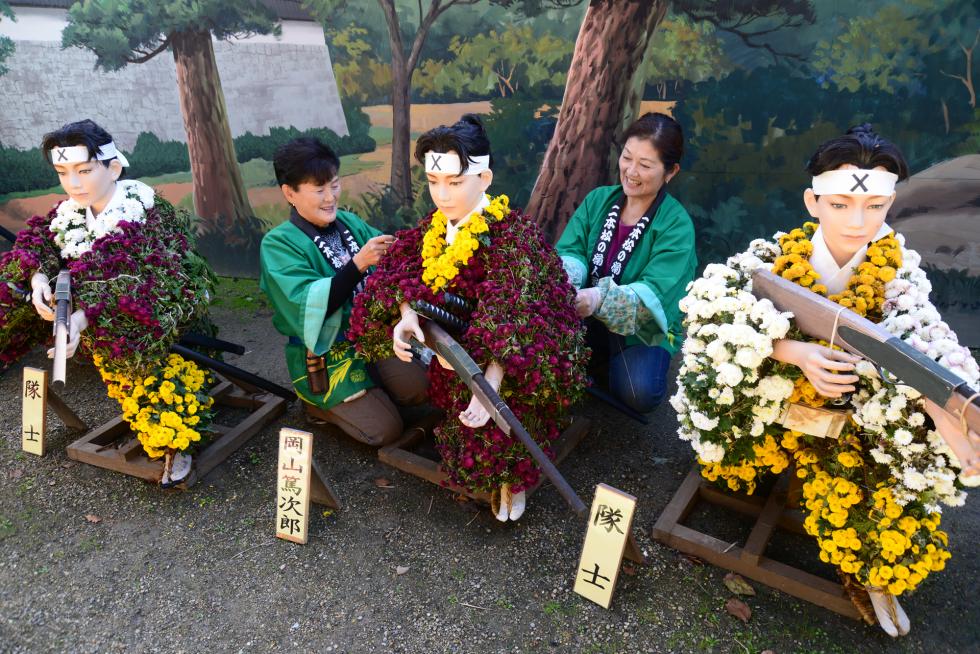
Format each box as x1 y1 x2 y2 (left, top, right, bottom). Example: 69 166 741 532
672 125 979 636
0 119 215 485
349 114 588 521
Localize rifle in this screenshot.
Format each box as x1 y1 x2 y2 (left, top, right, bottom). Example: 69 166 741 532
752 269 980 476
410 299 587 516
51 269 71 388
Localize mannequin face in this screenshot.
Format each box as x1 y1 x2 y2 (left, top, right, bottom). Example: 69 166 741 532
282 176 341 228
804 163 895 265
425 161 493 223
618 136 678 201
53 158 121 214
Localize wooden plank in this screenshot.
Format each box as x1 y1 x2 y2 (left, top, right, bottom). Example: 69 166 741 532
46 385 87 431
623 531 645 564
741 475 788 565
66 381 285 488
652 470 862 621
192 393 286 481
309 459 342 510
22 367 47 456
650 469 702 541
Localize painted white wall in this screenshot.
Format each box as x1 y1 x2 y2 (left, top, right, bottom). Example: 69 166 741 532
0 7 66 42
0 7 323 46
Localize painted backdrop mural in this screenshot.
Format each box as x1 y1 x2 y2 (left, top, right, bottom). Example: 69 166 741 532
0 0 976 338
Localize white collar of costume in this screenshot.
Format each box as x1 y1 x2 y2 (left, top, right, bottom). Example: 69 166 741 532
424 151 490 176
48 142 131 168
811 169 897 196
85 179 155 224
445 194 491 245
809 222 892 295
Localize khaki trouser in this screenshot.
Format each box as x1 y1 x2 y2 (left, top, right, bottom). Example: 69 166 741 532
305 357 428 446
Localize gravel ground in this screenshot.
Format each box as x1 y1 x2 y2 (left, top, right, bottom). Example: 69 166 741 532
1 287 977 654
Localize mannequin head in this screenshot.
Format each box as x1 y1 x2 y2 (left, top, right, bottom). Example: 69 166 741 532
803 124 909 264
41 119 124 214
415 114 494 223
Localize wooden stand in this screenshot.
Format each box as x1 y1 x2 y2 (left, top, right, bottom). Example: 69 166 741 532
378 415 645 564
66 378 287 488
651 467 861 620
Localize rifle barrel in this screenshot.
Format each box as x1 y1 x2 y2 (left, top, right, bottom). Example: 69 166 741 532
420 321 587 516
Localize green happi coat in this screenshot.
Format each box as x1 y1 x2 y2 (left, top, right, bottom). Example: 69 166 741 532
555 184 697 353
259 210 380 410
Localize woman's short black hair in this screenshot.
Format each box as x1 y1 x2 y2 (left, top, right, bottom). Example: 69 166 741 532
273 136 340 188
41 119 118 168
806 124 909 181
622 112 684 169
414 113 493 174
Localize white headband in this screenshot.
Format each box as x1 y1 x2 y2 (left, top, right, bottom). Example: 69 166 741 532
424 151 490 176
811 169 897 196
48 142 130 168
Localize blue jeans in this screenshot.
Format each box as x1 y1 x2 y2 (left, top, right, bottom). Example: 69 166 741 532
586 319 671 413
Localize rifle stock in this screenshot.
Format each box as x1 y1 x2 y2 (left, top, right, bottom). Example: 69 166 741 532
52 269 71 387
415 321 587 516
752 268 980 476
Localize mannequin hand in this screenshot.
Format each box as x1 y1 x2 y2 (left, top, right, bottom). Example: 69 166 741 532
353 235 395 272
47 309 88 359
575 287 603 318
393 305 423 363
31 272 54 321
772 339 861 398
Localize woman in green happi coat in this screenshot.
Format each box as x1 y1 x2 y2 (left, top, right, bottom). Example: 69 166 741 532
556 112 697 414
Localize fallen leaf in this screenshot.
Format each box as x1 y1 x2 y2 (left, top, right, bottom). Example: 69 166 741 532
395 565 409 575
10 469 23 480
725 598 752 623
724 572 756 596
61 461 75 469
84 514 102 524
622 564 637 576
679 553 704 566
374 477 394 488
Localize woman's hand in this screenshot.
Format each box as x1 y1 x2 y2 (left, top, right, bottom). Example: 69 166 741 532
393 302 423 362
30 272 54 321
575 287 602 318
459 362 504 428
353 235 395 272
772 338 861 398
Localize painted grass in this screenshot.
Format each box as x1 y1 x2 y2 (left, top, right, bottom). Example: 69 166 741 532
0 155 382 204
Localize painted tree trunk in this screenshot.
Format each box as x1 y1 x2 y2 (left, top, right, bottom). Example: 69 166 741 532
389 60 414 208
171 30 254 239
527 0 667 239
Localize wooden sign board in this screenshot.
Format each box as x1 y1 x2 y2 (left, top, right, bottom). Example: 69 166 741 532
22 367 47 456
779 402 850 439
574 483 637 609
275 428 313 544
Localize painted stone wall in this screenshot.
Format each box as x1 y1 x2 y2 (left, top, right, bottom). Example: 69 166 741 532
0 39 348 150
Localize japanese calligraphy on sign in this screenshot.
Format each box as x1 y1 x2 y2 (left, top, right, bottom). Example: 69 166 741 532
275 428 313 544
574 483 637 608
22 367 47 456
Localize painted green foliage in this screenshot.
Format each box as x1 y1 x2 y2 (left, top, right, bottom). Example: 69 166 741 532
414 26 572 98
641 15 732 99
0 1 14 76
61 0 280 69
